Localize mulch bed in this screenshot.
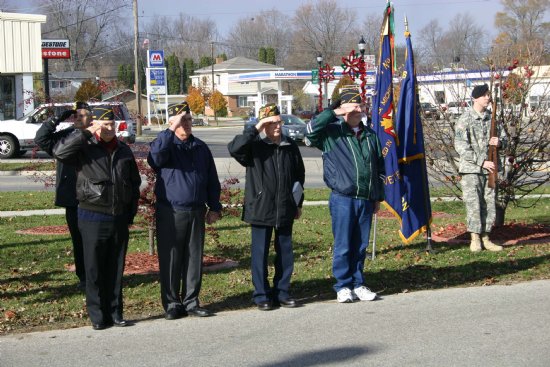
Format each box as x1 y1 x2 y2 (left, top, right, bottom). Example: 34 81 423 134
19 225 238 275
63 253 237 275
432 222 550 246
16 225 142 235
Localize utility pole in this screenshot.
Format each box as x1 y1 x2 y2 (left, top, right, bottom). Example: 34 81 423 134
210 41 215 94
133 0 142 136
211 41 217 125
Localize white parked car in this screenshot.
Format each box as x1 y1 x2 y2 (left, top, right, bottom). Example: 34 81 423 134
0 101 136 159
446 101 471 118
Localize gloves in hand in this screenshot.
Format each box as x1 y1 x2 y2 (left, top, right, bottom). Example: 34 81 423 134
55 109 76 125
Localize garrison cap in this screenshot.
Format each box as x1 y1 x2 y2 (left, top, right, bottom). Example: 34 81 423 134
167 102 190 117
258 103 280 120
91 105 115 121
340 86 361 104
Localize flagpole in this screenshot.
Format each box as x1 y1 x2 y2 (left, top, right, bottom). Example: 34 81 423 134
405 14 434 253
371 213 378 260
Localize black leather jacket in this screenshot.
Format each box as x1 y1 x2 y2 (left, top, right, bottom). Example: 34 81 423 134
52 130 141 220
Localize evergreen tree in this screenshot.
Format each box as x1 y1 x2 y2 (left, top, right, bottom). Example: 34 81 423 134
217 53 228 61
165 53 181 95
182 58 196 93
117 64 127 86
199 56 213 68
266 47 276 65
258 47 267 63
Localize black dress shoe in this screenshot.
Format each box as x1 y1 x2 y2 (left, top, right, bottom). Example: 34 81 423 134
92 323 106 330
256 301 273 311
278 298 298 308
165 308 183 320
187 307 213 317
112 318 128 327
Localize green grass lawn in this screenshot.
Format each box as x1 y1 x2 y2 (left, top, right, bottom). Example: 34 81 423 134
1 198 549 334
0 161 55 171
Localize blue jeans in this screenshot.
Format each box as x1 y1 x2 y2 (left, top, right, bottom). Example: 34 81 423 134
250 225 294 304
329 192 374 292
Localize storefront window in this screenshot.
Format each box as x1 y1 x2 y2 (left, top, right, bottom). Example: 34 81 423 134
0 76 16 120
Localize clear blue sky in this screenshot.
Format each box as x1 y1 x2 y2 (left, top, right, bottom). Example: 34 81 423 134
3 0 512 39
137 0 504 37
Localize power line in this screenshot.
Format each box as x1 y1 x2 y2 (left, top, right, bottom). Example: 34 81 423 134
42 3 131 36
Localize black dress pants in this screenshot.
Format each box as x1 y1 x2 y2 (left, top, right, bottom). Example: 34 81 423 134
78 216 128 325
156 204 206 312
65 206 85 283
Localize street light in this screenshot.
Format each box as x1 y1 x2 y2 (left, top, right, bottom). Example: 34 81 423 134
316 53 324 113
358 36 366 56
316 53 323 66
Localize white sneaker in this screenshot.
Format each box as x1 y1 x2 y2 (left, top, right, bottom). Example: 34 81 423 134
336 288 354 303
352 286 377 301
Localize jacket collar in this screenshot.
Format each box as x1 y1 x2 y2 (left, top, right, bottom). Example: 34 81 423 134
261 134 292 146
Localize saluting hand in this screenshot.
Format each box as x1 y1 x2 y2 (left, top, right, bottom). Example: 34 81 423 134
86 121 102 135
168 114 184 131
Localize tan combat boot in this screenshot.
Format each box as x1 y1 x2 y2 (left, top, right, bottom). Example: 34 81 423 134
470 232 482 252
481 233 503 251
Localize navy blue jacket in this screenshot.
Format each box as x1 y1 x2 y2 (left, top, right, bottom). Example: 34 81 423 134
147 130 222 212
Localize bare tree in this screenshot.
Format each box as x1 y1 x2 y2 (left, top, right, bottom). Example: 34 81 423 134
171 14 218 62
493 0 550 61
291 0 356 67
417 14 487 71
357 13 381 60
38 0 128 72
225 10 292 65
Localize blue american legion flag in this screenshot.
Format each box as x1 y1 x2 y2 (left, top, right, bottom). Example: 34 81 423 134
372 4 406 237
394 30 432 243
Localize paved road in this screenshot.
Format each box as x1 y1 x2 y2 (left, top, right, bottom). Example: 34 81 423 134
13 124 322 160
1 280 549 367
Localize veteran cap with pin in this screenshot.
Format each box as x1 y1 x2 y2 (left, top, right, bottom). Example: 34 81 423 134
167 101 190 117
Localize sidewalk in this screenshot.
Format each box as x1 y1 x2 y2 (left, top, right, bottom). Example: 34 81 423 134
1 280 549 367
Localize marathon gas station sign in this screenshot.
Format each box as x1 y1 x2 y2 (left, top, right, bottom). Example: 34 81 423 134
42 39 71 59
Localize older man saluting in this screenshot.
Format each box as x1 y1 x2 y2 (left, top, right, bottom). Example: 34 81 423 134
228 103 305 311
53 105 141 330
306 88 385 304
148 102 222 320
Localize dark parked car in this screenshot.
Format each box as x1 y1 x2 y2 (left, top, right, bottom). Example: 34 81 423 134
419 102 441 120
297 110 315 121
244 114 308 143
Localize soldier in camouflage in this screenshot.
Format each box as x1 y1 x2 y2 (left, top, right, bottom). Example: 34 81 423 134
454 84 505 252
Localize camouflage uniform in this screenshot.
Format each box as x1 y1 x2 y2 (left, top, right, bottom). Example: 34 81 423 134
454 107 505 234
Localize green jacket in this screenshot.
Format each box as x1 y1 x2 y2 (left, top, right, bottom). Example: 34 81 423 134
306 109 385 201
